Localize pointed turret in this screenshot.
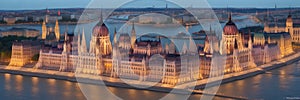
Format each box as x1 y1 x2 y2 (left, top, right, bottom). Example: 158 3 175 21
113 27 118 45
165 43 169 54
64 31 68 42
131 21 136 49
228 12 232 22
182 42 187 54
63 41 67 52
81 28 87 53
77 30 81 54
248 29 252 49
95 10 104 26
55 19 60 41
204 36 212 54
189 37 197 53
286 7 293 34
63 24 69 42
42 21 47 39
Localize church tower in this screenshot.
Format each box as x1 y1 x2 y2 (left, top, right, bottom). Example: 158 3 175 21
42 21 47 39
55 19 60 41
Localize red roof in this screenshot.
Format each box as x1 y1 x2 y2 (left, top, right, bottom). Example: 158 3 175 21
223 20 238 35
93 22 109 37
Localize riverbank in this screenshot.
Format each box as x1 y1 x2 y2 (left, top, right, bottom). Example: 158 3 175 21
1 52 300 95
187 52 300 89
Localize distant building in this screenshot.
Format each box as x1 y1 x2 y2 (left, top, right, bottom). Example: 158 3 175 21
9 40 40 67
264 13 300 49
138 14 174 24
0 28 39 38
15 16 28 22
45 15 62 23
41 19 61 41
31 12 291 86
219 13 256 73
3 17 16 24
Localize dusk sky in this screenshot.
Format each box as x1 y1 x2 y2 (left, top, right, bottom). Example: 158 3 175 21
0 0 299 10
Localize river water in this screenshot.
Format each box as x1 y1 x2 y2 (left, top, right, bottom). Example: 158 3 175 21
1 61 300 100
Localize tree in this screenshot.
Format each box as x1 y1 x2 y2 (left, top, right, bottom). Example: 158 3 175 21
31 54 39 61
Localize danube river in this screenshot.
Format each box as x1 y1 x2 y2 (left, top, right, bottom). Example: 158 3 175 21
1 61 300 100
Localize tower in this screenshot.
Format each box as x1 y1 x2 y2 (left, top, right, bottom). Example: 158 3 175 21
286 11 294 38
220 12 239 54
90 12 112 55
60 41 69 71
45 8 49 23
204 36 211 54
42 21 47 39
81 29 87 53
131 21 136 49
113 27 118 46
77 30 81 54
55 19 60 41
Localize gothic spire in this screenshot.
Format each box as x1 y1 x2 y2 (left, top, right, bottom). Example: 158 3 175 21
81 28 87 53
42 20 47 39
229 12 232 22
55 19 60 41
189 37 197 53
248 27 252 49
100 10 104 24
182 41 187 54
77 29 81 53
131 21 136 49
113 27 118 45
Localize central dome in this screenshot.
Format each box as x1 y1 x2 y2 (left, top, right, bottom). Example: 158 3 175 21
93 21 109 37
223 14 238 35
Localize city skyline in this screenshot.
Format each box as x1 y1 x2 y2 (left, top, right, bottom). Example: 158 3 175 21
1 0 300 10
1 1 300 99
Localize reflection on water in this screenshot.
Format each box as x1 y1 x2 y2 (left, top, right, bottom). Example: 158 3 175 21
0 74 86 100
15 75 23 93
1 62 300 99
0 72 212 100
31 77 39 96
4 73 11 91
215 62 300 100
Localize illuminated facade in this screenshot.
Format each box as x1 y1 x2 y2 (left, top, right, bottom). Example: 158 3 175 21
0 28 39 38
41 19 61 41
9 40 40 67
264 13 300 48
252 33 281 65
219 14 256 74
54 19 60 41
33 13 292 85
